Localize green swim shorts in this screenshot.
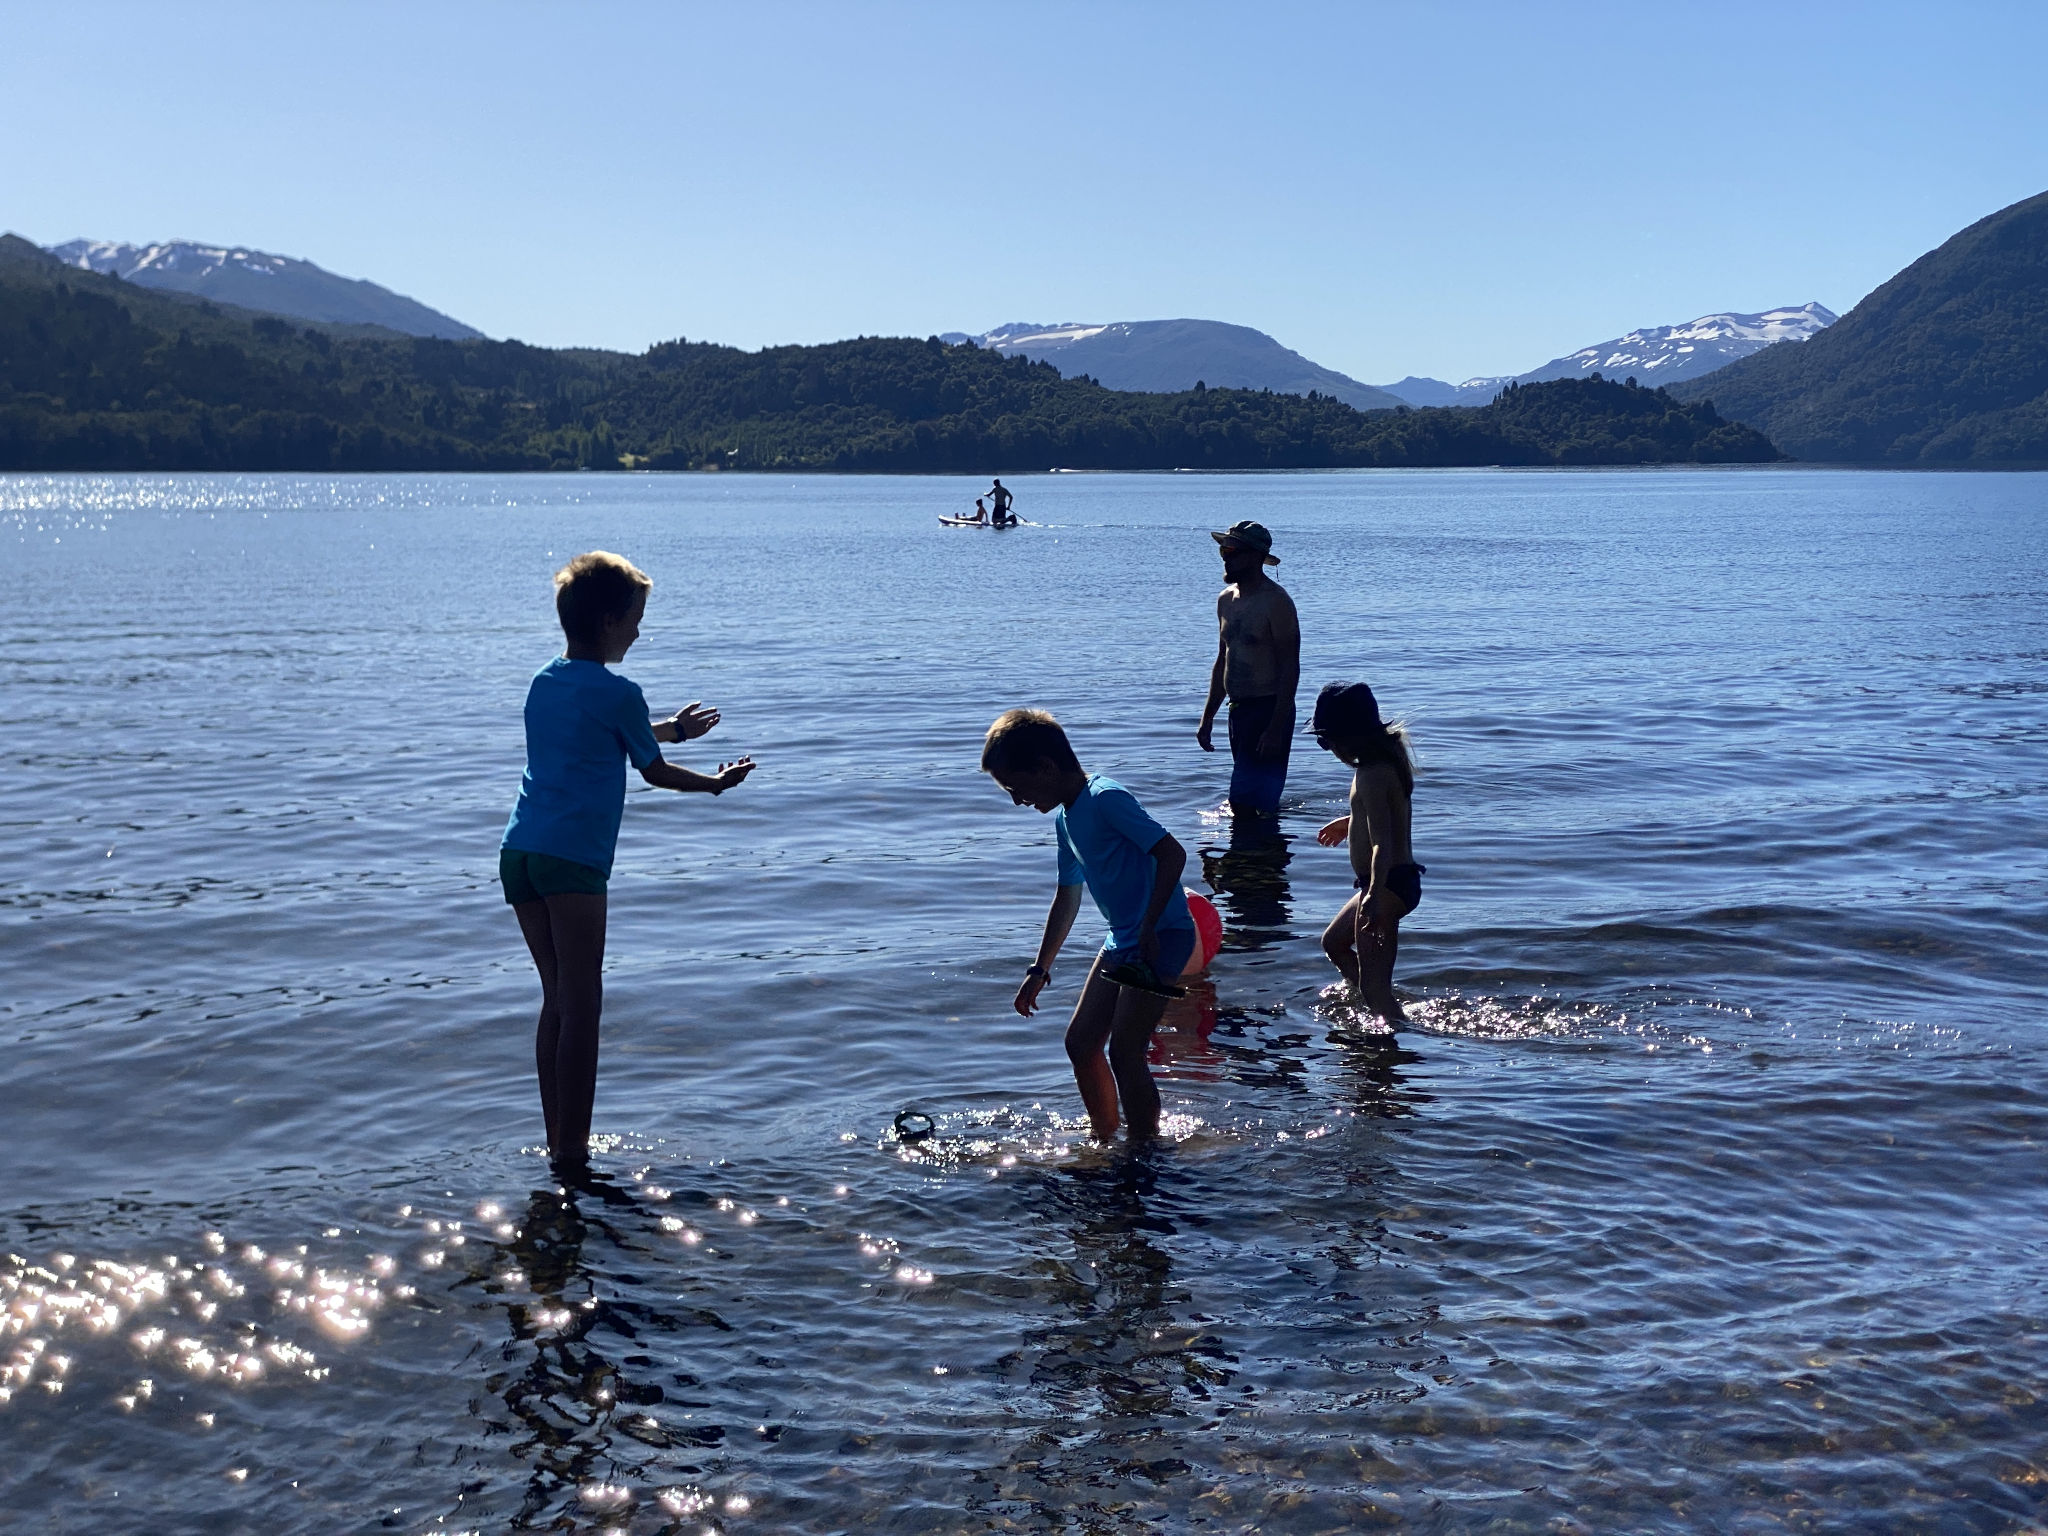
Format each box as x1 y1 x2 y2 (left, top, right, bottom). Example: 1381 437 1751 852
499 847 607 905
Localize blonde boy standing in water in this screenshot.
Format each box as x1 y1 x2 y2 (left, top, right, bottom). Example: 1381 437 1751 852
500 552 756 1173
982 709 1194 1141
1312 682 1422 1026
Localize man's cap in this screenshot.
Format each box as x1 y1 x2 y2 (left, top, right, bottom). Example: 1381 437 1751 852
1211 519 1280 565
1312 681 1383 742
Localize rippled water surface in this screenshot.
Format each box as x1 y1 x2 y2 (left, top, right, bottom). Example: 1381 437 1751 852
3 469 2046 1533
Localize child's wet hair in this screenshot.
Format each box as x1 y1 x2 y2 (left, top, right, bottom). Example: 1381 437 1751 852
554 551 651 646
981 708 1082 776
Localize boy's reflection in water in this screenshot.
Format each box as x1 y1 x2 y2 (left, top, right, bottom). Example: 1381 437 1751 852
1024 1156 1229 1428
1198 814 1294 954
494 1179 715 1527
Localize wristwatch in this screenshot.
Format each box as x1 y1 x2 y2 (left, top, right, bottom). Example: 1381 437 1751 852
1025 964 1051 983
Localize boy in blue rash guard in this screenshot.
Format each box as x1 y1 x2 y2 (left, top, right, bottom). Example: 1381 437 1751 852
501 551 756 1173
982 709 1194 1142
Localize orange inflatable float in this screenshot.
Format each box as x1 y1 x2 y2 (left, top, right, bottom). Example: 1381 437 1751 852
1180 889 1223 976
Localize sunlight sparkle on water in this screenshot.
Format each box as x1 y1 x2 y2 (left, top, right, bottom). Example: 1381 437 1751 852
0 1234 412 1413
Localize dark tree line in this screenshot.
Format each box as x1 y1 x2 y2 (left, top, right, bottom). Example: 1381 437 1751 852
0 237 1781 472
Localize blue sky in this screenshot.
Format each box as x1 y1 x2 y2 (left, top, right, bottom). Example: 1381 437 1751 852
6 1 2045 382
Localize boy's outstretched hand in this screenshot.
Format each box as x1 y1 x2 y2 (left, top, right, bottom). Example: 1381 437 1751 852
665 701 720 742
1316 815 1350 847
713 757 756 793
1014 970 1048 1016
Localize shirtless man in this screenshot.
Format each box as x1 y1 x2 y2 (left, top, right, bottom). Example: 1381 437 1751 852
1195 520 1301 814
987 479 1015 526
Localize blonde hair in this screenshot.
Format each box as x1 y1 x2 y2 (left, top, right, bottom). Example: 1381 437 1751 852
981 708 1082 776
553 551 650 645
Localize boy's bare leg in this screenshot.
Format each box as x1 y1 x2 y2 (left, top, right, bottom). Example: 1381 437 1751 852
1064 955 1124 1140
513 900 564 1154
542 892 608 1168
1107 987 1171 1140
1321 892 1363 990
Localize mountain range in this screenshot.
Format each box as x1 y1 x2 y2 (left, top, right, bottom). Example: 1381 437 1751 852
940 319 1410 412
40 240 1831 420
0 232 1778 472
1671 189 2048 463
46 239 481 340
948 306 1833 415
21 180 2047 466
1382 304 1836 406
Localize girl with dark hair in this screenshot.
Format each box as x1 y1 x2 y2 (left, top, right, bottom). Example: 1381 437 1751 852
1310 682 1422 1026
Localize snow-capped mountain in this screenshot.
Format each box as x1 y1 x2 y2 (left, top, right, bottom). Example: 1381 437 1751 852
46 239 483 340
1382 304 1837 407
942 318 1408 412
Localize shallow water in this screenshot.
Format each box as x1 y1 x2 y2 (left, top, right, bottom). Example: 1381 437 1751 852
3 468 2045 1533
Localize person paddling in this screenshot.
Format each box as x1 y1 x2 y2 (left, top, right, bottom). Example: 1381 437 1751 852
987 479 1016 527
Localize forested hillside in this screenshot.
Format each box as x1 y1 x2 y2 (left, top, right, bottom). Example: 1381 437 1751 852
0 236 1779 472
1673 189 2048 463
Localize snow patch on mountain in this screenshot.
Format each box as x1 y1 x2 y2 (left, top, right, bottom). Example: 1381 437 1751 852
977 321 1112 349
1382 303 1837 407
1534 303 1837 383
55 240 291 283
944 318 1408 412
45 238 484 340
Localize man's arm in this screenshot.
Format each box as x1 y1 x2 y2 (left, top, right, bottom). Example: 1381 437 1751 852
640 755 756 794
1255 590 1301 758
1016 884 1084 1016
1196 608 1227 751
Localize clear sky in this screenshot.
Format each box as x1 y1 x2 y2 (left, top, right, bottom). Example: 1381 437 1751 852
6 1 2046 383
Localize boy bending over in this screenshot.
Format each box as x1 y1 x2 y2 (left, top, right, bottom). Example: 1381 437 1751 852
500 552 755 1172
983 709 1194 1141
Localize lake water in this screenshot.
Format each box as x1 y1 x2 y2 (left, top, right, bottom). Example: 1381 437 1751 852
3 468 2045 1534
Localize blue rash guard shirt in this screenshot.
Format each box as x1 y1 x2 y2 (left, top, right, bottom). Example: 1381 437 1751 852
500 657 663 878
1054 775 1194 951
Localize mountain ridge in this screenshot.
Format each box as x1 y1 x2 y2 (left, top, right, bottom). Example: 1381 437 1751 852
1669 190 2048 463
0 236 1779 473
1383 304 1835 406
943 318 1409 412
47 238 484 341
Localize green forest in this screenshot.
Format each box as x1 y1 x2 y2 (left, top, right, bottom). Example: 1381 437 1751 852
1673 189 2048 464
0 236 1781 472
